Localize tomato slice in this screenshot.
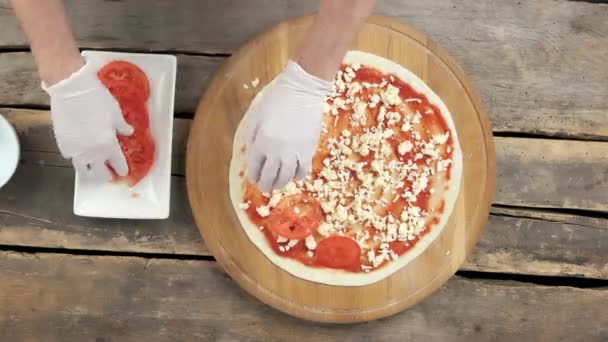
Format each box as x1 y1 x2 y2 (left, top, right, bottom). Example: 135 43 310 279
267 194 323 239
98 61 150 102
315 236 361 270
99 60 155 187
107 129 155 187
119 100 150 131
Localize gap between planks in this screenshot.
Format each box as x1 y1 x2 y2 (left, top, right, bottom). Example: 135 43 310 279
1 244 607 290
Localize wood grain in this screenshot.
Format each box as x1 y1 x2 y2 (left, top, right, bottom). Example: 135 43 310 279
2 109 607 279
465 207 608 279
495 137 608 211
6 109 607 212
187 16 495 322
0 252 606 342
1 0 606 138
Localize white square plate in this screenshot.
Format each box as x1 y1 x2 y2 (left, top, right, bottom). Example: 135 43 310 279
74 51 177 219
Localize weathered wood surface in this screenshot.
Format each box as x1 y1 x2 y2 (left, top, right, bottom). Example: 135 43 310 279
6 110 606 211
495 137 608 211
464 207 608 279
1 110 607 279
0 252 606 341
0 0 607 138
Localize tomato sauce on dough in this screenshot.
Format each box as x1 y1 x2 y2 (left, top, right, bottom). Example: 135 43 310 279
240 63 454 273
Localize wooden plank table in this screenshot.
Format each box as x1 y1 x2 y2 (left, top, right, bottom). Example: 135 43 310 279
0 0 606 340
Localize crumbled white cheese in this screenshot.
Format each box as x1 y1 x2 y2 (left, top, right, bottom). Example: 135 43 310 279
398 141 413 155
412 112 422 124
305 235 317 250
268 193 282 208
322 102 330 113
283 182 300 196
367 250 375 264
347 82 362 98
352 102 368 126
256 205 270 217
239 202 250 210
381 84 402 106
412 172 429 195
437 159 452 172
317 222 333 236
368 94 381 108
433 132 450 145
251 78 260 88
386 111 401 126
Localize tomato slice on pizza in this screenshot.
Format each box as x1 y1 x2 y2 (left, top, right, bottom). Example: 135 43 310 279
267 194 323 239
315 236 361 270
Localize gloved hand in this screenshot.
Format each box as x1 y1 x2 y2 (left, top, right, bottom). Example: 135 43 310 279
246 61 332 192
43 57 133 181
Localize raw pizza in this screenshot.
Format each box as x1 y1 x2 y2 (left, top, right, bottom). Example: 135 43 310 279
99 61 156 187
230 51 462 286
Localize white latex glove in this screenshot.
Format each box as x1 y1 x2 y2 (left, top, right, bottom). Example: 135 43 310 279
43 58 133 181
246 61 332 192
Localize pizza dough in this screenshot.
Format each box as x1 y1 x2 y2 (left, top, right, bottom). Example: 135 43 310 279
229 51 462 286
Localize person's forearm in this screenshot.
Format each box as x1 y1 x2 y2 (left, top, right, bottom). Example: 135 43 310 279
296 0 376 81
10 0 83 85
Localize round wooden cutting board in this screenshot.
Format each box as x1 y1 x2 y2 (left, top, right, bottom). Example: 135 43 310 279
187 16 495 323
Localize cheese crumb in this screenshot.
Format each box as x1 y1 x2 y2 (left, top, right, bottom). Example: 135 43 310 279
268 193 282 208
239 202 250 210
256 205 270 217
433 132 450 145
305 235 317 250
317 222 333 236
251 78 260 88
437 159 452 172
398 141 413 155
381 84 402 106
